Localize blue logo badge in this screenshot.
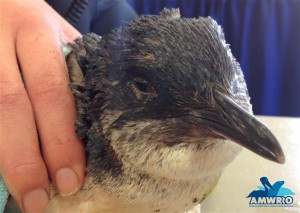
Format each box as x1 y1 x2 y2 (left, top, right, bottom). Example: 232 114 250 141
246 177 295 207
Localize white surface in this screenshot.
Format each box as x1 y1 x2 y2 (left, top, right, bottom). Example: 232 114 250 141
201 116 300 213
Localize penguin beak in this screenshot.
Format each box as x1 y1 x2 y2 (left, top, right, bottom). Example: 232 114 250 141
190 90 285 164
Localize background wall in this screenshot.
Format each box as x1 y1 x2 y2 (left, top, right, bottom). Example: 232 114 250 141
127 0 300 117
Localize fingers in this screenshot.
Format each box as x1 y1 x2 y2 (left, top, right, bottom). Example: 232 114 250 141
0 26 50 212
1 1 85 212
16 10 85 197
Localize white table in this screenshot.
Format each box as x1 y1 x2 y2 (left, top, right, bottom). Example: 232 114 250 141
201 116 300 213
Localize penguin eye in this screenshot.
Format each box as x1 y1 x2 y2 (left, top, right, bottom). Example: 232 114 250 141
134 81 153 93
131 79 157 98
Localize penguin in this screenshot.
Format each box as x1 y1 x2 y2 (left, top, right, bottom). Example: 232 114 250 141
46 8 284 212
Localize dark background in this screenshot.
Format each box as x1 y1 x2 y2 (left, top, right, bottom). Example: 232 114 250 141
127 0 300 117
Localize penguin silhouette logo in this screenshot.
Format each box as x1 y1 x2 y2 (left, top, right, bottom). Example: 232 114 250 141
247 177 295 207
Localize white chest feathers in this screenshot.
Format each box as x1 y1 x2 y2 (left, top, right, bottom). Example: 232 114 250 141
46 171 220 213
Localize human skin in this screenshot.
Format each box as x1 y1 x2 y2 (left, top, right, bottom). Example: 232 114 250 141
0 0 85 212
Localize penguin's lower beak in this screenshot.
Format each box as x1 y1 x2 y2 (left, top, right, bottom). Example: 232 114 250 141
190 90 285 164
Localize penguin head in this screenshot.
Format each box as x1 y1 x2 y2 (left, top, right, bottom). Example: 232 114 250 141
78 9 284 181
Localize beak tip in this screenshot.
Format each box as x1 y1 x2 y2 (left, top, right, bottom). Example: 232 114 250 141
275 153 285 164
267 145 285 164
262 142 285 164
271 138 285 164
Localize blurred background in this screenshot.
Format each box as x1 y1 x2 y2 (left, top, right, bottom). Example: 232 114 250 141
47 0 300 117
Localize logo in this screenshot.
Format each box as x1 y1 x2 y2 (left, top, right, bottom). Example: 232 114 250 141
246 177 295 207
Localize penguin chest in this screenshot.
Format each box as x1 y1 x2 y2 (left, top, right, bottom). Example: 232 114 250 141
46 172 220 213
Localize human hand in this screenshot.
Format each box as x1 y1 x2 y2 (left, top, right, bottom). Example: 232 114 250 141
0 0 85 212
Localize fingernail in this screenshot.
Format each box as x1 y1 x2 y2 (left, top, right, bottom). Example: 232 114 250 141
55 167 80 196
23 188 49 213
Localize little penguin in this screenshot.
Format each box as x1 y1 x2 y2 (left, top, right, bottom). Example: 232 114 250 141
46 8 285 213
